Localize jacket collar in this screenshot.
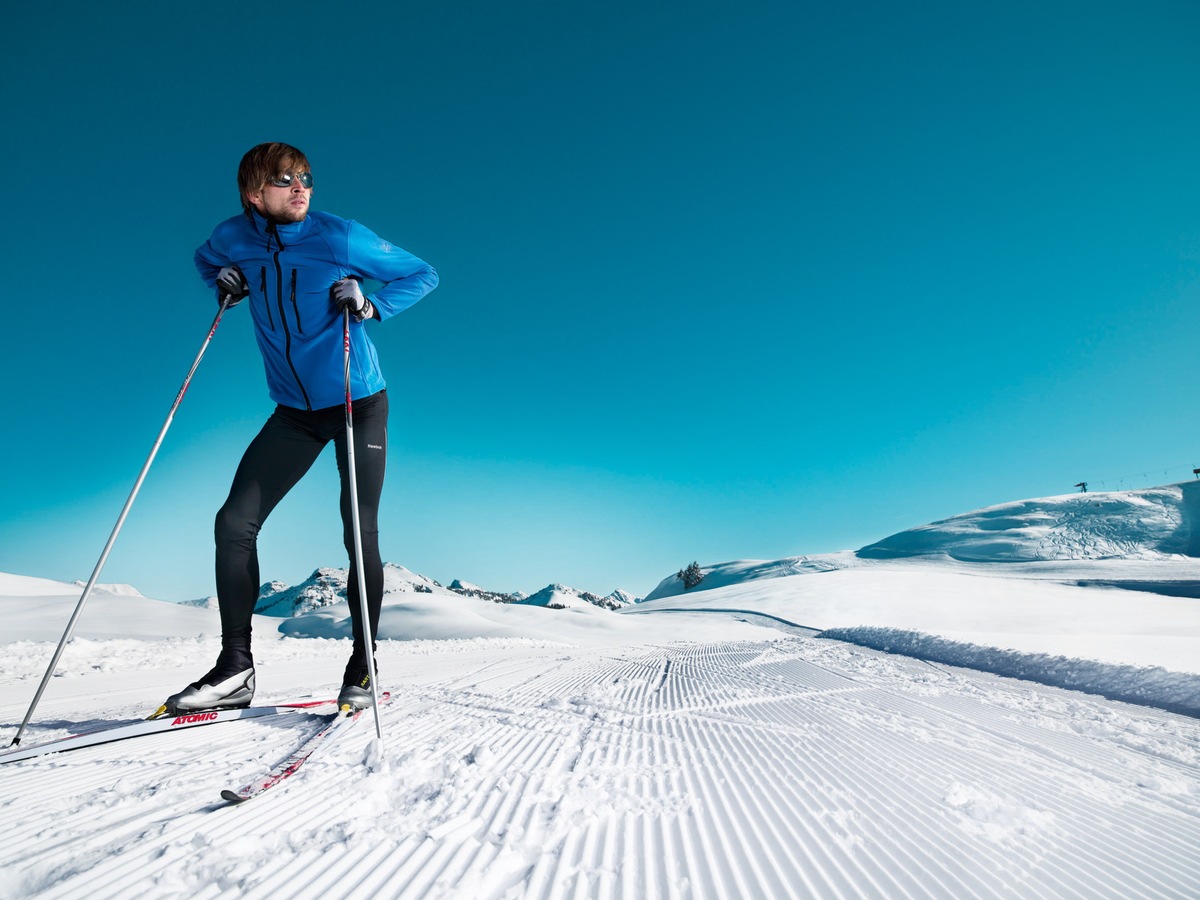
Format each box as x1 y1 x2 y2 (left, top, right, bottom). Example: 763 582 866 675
250 208 315 242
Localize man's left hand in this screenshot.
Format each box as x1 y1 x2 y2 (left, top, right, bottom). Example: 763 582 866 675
331 278 375 321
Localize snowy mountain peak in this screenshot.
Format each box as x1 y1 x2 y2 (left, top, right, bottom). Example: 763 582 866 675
517 584 592 610
858 482 1200 562
253 564 455 617
517 583 637 611
606 589 639 607
381 563 444 594
255 568 348 617
447 579 527 604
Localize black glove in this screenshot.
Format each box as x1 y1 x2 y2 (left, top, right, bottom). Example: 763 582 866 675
217 265 249 308
331 277 375 321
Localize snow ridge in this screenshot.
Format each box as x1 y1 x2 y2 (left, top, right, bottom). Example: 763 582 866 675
820 626 1200 717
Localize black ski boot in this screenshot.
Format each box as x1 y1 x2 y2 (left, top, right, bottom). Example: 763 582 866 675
338 653 378 711
163 647 255 715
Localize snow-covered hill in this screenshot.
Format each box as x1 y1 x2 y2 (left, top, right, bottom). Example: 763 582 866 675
647 482 1200 603
859 481 1200 561
516 583 637 611
644 554 848 602
1 575 232 642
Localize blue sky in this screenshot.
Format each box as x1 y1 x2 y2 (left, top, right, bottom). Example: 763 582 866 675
2 1 1199 601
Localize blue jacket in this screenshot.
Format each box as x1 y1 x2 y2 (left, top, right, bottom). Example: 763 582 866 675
194 209 438 410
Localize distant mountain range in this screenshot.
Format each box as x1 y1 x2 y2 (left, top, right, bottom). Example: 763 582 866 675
186 564 639 617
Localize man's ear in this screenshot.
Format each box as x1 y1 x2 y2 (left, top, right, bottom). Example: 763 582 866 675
248 190 265 214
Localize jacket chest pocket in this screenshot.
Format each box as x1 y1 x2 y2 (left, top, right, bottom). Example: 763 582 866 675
259 264 304 334
259 266 274 330
290 268 302 334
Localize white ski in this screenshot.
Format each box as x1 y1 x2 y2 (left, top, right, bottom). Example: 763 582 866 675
1 700 334 764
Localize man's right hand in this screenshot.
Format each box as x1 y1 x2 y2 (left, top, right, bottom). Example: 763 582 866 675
217 265 249 308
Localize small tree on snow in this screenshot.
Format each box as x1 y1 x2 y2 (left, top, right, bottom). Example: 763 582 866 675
677 561 704 589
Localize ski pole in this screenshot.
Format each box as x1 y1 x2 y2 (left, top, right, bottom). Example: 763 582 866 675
343 309 385 745
9 300 233 749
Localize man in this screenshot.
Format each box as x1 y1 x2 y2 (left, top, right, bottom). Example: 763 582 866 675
162 142 437 714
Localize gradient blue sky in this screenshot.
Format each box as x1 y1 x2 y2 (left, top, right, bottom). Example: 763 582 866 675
3 1 1199 601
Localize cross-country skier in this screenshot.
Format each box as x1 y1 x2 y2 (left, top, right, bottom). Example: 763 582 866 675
160 142 437 714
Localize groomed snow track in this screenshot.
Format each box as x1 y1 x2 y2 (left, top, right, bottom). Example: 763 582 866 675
2 634 1199 898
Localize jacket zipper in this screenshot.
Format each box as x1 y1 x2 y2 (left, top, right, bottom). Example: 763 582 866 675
266 223 312 410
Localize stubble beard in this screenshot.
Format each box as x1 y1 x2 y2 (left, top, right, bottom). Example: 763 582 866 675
264 194 309 224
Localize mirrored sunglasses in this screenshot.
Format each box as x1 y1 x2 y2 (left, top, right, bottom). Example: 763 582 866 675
269 172 314 189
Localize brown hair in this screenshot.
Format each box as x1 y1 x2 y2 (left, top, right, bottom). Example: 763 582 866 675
237 142 312 217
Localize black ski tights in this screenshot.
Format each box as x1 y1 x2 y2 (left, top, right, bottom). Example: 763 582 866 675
214 391 388 657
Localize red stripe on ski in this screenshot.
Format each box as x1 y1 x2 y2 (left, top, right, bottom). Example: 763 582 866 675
221 692 391 804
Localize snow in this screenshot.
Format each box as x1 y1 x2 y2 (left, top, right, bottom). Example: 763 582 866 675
857 481 1200 561
2 483 1200 897
638 556 1200 674
1 576 230 642
819 626 1200 717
